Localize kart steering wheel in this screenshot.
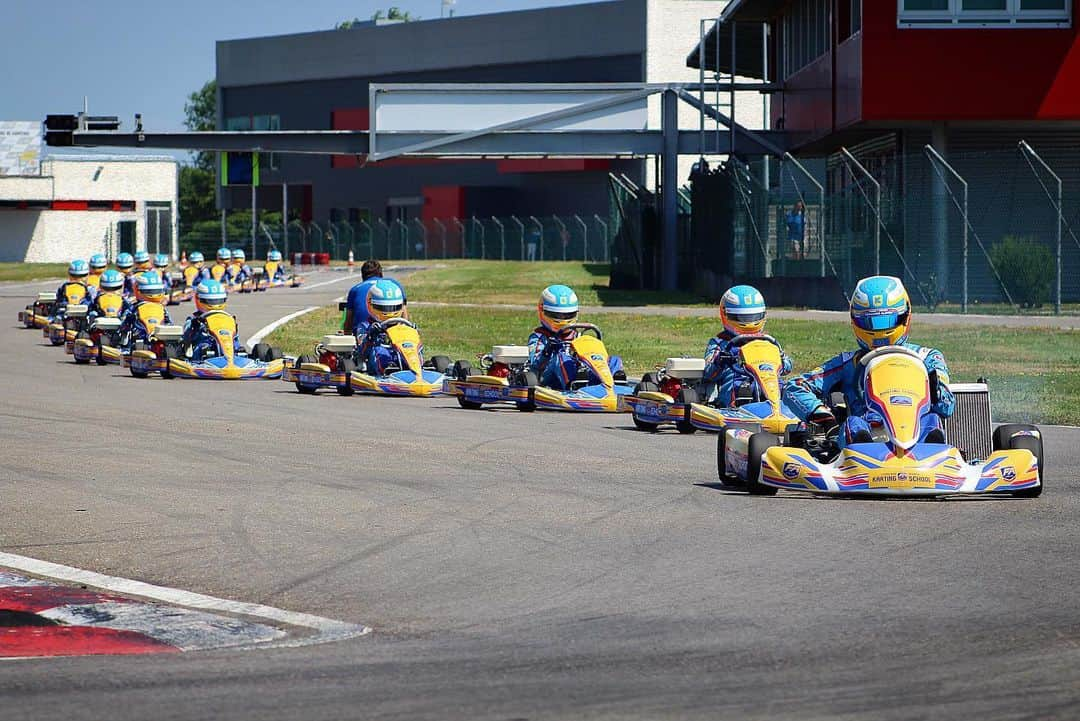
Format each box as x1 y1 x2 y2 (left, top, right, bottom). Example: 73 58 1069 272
729 333 779 348
562 323 602 340
376 317 417 332
858 345 922 366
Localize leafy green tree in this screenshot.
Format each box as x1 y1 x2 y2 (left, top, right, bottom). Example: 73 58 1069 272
338 7 417 27
988 236 1054 308
183 80 217 174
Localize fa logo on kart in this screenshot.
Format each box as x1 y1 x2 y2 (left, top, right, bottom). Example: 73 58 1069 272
218 329 231 337
897 472 909 482
759 363 774 372
590 354 604 362
889 395 913 406
1001 466 1017 481
782 462 800 480
402 342 415 349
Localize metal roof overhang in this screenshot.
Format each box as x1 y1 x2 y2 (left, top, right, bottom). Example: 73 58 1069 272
686 0 783 78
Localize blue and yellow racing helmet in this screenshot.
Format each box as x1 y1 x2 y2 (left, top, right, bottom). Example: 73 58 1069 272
538 284 579 332
116 252 134 272
850 275 911 350
216 248 232 263
154 253 170 269
720 284 767 336
88 253 108 272
366 279 405 323
189 251 205 266
195 279 228 313
99 269 124 292
134 271 166 303
267 249 282 262
133 250 152 270
68 259 90 280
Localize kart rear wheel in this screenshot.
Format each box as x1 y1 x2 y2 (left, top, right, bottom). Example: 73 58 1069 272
633 416 659 432
129 364 149 379
160 346 178 379
267 346 284 362
675 388 698 434
993 425 1044 498
515 370 538 412
631 379 661 431
429 355 452 375
294 354 319 394
452 360 472 382
336 358 356 396
74 332 91 364
251 343 272 362
745 432 780 496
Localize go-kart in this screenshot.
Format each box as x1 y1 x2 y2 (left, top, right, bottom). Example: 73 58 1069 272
72 316 123 365
718 345 1043 497
256 261 302 289
627 335 799 434
41 284 90 345
19 292 56 329
444 323 633 412
167 271 193 305
126 325 184 378
131 310 284 380
284 319 450 396
56 304 91 349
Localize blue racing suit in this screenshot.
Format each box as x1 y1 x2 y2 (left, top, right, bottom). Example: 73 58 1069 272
117 301 172 349
783 341 955 447
181 310 242 361
191 266 213 287
703 331 793 406
122 272 138 298
527 326 624 391
345 277 407 337
53 281 93 317
354 320 408 375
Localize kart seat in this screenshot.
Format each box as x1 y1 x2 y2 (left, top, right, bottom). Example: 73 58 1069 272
664 358 706 381
154 325 184 341
492 345 530 366
321 335 357 353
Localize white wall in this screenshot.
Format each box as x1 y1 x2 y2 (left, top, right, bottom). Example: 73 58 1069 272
0 210 138 263
645 0 769 189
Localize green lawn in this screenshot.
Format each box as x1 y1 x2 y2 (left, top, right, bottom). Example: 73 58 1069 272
399 260 709 307
265 304 1080 425
0 263 69 282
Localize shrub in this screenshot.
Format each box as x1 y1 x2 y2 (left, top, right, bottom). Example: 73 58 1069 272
988 236 1053 308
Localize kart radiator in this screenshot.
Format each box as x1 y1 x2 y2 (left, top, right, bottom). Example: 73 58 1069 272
944 383 992 461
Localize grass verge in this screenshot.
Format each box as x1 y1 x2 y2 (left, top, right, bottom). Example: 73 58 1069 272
0 263 69 283
264 304 1080 425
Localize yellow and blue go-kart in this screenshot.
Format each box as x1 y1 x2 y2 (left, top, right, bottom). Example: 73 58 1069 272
19 292 56 330
67 292 126 358
128 310 285 380
72 316 123 365
40 284 91 345
254 260 303 290
720 346 1044 498
444 323 633 412
167 271 193 305
626 335 799 435
283 319 451 396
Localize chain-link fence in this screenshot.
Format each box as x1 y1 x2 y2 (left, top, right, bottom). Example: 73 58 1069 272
179 213 612 265
725 142 1080 312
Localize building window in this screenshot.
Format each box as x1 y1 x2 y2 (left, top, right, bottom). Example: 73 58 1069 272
225 114 281 170
898 0 1070 26
783 0 832 79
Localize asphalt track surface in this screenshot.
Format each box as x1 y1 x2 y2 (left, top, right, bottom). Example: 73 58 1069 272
2 272 1079 720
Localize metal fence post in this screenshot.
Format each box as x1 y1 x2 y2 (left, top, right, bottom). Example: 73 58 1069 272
840 148 881 276
376 219 390 259
924 144 969 312
510 216 525 260
433 218 447 259
593 215 608 263
529 216 543 261
1019 140 1063 315
492 217 505 260
574 215 588 261
412 218 428 259
471 216 485 259
358 219 371 260
553 215 568 261
453 217 465 258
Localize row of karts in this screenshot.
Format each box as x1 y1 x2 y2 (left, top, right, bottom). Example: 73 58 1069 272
17 272 1044 500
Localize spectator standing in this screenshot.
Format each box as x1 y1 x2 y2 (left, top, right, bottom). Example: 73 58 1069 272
786 201 806 260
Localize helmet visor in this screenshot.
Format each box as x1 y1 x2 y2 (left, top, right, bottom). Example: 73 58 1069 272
374 302 404 315
728 310 766 324
852 310 908 332
544 310 578 321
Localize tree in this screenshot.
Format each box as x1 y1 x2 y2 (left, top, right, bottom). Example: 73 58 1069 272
184 80 217 173
337 7 417 27
179 165 215 227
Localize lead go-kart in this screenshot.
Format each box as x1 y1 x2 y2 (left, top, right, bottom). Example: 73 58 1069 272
283 318 450 396
127 310 285 380
626 334 799 435
717 345 1043 498
444 323 633 412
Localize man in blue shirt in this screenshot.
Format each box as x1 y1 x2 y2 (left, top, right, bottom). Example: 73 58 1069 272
786 201 806 260
343 259 406 338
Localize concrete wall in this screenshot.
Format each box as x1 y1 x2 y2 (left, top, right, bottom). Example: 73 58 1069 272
43 159 176 203
0 210 138 262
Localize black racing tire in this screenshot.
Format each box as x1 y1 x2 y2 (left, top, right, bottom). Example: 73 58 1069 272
633 416 659 432
73 331 91 365
160 345 178 379
267 346 284 362
294 354 319 394
675 388 699 434
745 432 780 496
640 372 657 386
457 396 483 410
452 360 473 382
129 362 149 379
632 379 661 431
515 371 538 411
251 343 272 363
429 355 452 375
634 379 660 395
95 336 108 366
717 430 731 482
1001 432 1044 498
992 424 1038 455
336 358 357 396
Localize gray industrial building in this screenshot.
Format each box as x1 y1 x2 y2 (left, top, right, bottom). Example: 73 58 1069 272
215 1 654 227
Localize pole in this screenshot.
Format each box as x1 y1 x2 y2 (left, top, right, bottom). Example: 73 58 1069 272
923 144 968 312
840 148 881 276
250 183 258 259
510 216 525 260
282 182 288 258
1019 141 1063 315
220 208 226 246
661 88 679 290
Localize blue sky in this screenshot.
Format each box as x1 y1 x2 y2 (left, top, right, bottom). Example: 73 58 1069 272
4 0 596 134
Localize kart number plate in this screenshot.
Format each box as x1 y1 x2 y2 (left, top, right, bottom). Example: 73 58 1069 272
464 387 502 401
868 471 935 489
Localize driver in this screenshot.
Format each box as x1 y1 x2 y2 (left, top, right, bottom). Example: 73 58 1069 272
703 285 792 406
187 251 210 286
343 260 407 338
115 252 136 295
86 254 108 291
782 275 954 446
117 271 172 347
211 248 232 281
355 279 407 375
89 269 127 320
266 249 287 281
181 279 241 360
54 259 93 314
527 284 624 390
231 249 252 285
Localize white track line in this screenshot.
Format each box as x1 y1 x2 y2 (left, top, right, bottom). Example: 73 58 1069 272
0 552 369 650
246 306 319 351
302 274 362 290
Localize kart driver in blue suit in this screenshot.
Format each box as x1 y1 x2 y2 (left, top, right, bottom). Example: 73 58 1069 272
527 284 624 390
354 278 408 375
343 259 407 338
181 279 242 360
783 275 955 447
703 284 792 406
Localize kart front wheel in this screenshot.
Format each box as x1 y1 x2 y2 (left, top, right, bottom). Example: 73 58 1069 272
160 346 178 379
251 343 272 362
336 358 356 396
993 424 1044 498
74 332 91 364
294 354 318 394
428 355 452 375
457 396 483 410
675 388 698 435
745 432 780 496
